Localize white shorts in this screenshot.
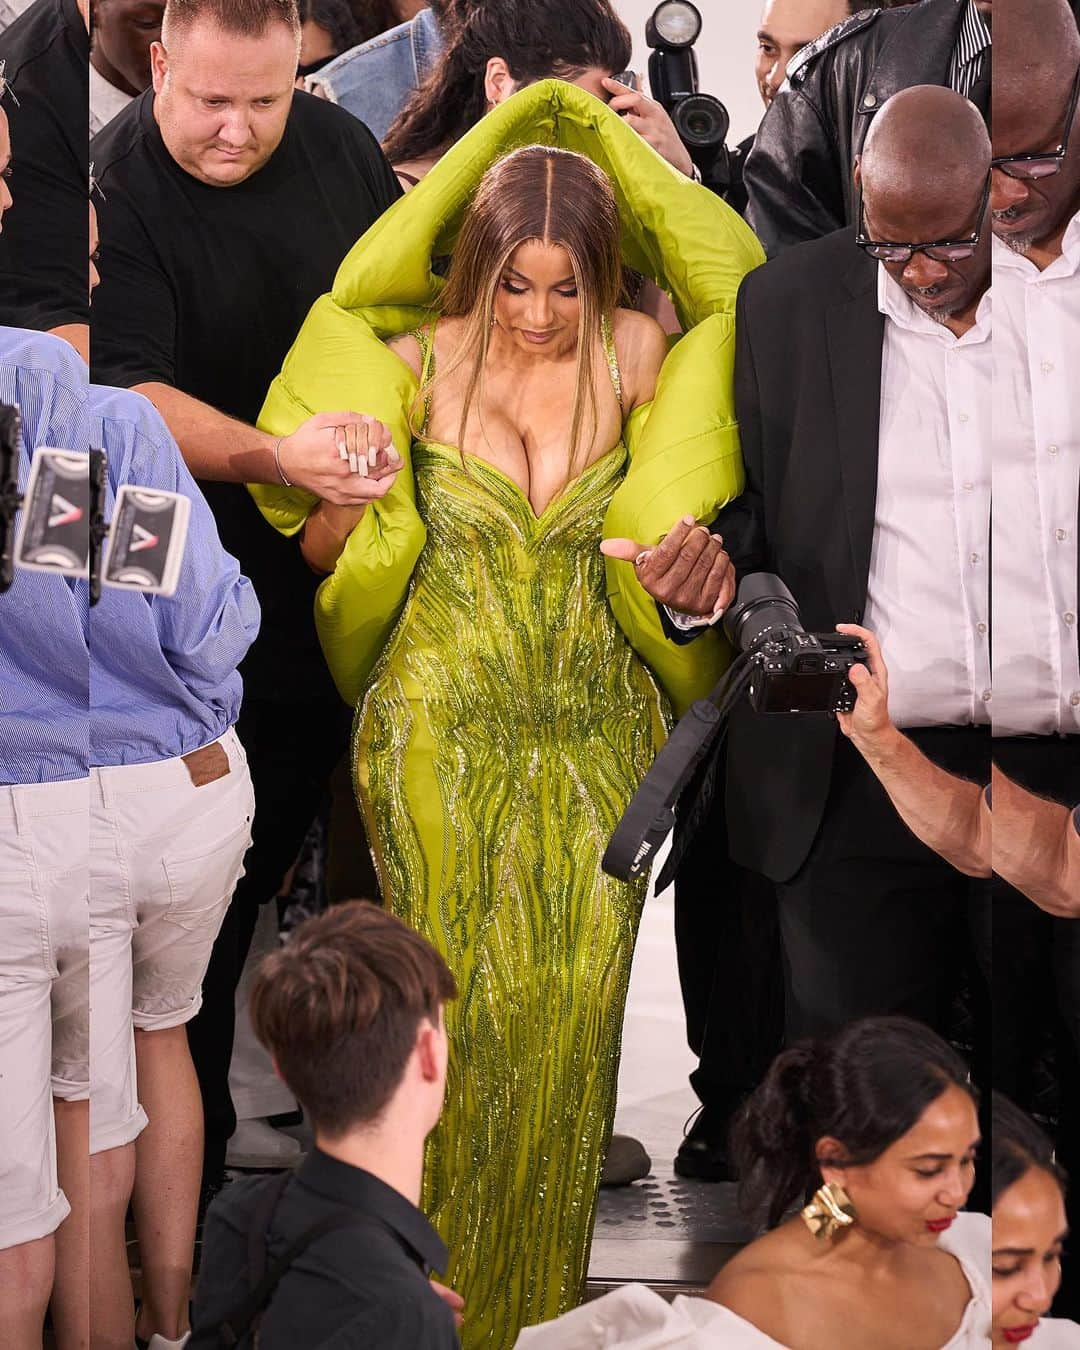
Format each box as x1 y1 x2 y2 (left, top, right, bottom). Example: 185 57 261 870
0 775 89 1250
89 728 254 1156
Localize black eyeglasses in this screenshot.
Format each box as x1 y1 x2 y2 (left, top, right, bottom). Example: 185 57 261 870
991 64 1080 180
855 175 991 264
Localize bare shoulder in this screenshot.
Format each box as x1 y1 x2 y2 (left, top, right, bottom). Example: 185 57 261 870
612 308 670 409
387 331 423 377
704 1225 803 1318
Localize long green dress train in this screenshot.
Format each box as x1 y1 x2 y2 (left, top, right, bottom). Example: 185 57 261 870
353 325 668 1348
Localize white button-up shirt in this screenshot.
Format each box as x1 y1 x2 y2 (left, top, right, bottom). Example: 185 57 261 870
993 213 1080 738
864 268 992 729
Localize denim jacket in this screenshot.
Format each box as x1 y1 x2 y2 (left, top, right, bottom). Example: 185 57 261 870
313 7 444 144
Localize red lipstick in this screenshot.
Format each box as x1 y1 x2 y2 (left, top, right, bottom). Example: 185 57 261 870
1002 1324 1038 1344
926 1217 954 1233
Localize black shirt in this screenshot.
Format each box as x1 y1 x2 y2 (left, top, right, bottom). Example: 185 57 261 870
90 90 401 699
0 0 89 333
191 1150 460 1349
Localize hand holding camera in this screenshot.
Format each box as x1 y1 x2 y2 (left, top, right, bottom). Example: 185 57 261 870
602 573 869 882
601 75 694 178
834 623 896 749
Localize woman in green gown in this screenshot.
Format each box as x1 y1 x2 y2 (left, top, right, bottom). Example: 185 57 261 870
300 146 669 1346
254 78 763 1350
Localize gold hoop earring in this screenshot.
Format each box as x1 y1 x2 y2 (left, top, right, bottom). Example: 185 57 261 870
801 1180 856 1240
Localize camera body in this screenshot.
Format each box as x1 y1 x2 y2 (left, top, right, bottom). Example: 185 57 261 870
748 628 866 715
723 573 866 716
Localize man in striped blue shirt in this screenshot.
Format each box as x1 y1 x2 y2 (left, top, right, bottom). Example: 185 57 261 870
0 318 262 1348
0 323 91 1350
87 375 260 1350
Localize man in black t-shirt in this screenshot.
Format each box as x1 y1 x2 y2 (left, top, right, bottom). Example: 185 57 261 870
90 0 401 1209
0 0 89 354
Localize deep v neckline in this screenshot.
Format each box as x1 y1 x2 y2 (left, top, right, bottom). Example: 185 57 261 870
414 438 626 525
411 318 626 522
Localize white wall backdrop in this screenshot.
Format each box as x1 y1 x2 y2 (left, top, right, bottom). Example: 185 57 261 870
615 0 765 145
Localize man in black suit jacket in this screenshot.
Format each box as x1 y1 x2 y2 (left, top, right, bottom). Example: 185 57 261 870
610 86 993 1046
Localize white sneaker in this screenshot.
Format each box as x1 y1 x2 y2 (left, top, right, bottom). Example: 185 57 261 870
225 1116 304 1170
144 1335 191 1349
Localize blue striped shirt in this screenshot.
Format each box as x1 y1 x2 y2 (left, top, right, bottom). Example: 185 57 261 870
88 383 260 767
0 327 90 784
0 326 260 782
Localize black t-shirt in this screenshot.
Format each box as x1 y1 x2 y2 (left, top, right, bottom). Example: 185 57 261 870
0 0 89 333
191 1152 460 1350
90 89 401 700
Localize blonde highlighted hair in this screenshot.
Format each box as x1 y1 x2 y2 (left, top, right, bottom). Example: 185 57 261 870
422 145 623 478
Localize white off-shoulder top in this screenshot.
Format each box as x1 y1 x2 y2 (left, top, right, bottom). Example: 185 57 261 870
1030 1319 1080 1348
514 1211 991 1348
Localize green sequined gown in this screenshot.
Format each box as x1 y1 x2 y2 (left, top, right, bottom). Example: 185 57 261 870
353 326 668 1348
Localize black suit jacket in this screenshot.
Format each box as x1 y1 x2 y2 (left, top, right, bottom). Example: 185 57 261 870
714 228 885 883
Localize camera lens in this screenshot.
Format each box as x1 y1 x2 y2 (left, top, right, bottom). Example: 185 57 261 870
723 573 804 654
673 93 730 149
651 1 702 48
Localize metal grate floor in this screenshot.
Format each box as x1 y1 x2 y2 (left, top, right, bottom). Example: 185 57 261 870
587 1129 758 1299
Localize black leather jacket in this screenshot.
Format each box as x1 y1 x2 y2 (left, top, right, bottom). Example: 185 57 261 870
744 0 985 257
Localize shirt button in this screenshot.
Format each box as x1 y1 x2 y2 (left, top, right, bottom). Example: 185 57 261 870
864 93 878 108
963 481 974 491
1057 529 1069 541
976 622 987 634
958 412 970 423
1066 613 1077 625
981 689 993 702
1049 444 1060 455
1072 692 1080 707
1042 360 1055 373
970 553 980 565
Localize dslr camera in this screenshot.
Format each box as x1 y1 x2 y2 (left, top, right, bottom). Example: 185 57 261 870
602 573 867 881
726 573 866 716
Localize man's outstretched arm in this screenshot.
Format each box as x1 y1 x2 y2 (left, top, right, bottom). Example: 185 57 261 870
992 766 1080 918
834 624 991 877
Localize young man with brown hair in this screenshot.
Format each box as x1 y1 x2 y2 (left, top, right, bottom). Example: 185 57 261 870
189 902 462 1349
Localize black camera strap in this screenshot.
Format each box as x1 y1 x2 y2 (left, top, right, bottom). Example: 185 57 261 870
602 654 752 884
207 1172 382 1348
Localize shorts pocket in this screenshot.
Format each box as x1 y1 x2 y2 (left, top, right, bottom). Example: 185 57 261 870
162 820 252 932
0 868 49 979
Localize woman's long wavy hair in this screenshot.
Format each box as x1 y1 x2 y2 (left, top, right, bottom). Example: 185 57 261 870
419 145 622 479
382 0 632 165
732 1017 978 1230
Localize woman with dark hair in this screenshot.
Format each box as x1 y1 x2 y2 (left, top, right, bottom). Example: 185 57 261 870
383 0 693 189
992 1094 1079 1347
705 1017 988 1347
516 1017 988 1347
